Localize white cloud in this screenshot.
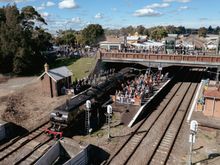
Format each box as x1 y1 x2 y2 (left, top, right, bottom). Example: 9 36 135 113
46 1 55 7
145 3 170 9
199 18 208 21
36 6 45 11
178 6 189 11
41 12 50 18
111 8 117 11
94 13 103 19
134 8 162 17
35 1 55 11
58 0 78 9
163 0 191 3
86 22 91 25
71 17 82 24
0 0 30 2
133 2 169 17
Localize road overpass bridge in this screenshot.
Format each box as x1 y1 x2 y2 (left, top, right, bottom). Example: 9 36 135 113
99 52 220 68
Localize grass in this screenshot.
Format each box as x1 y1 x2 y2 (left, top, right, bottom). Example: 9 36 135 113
68 57 97 80
50 57 78 68
51 57 97 80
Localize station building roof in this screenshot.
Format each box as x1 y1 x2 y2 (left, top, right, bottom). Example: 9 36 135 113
39 66 72 82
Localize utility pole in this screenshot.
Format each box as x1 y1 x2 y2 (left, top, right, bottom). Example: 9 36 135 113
216 34 220 55
107 105 112 140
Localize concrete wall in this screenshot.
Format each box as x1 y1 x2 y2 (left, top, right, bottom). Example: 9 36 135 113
35 141 60 165
35 141 90 165
64 148 88 165
0 123 5 141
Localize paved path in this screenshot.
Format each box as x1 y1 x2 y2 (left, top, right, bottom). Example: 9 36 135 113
0 77 38 97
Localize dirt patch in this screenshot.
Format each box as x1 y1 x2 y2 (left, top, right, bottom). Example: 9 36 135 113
71 110 139 163
0 79 67 131
192 127 220 164
0 77 9 84
2 94 29 124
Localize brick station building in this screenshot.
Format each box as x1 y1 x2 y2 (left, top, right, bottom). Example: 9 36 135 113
39 64 73 97
203 86 220 118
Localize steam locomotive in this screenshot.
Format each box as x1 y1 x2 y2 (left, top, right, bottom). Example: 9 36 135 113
45 68 136 137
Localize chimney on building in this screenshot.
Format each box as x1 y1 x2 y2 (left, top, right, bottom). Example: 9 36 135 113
44 63 49 72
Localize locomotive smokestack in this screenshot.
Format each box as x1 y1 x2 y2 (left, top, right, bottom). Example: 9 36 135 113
44 63 49 73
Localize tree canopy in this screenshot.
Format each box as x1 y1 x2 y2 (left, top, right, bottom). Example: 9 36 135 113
104 25 220 39
55 24 105 47
80 24 105 46
198 27 207 37
55 29 77 48
0 5 52 75
150 27 168 40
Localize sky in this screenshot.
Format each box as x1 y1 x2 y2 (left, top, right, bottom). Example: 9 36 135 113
0 0 220 34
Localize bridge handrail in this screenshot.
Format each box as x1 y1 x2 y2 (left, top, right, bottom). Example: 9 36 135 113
100 51 220 63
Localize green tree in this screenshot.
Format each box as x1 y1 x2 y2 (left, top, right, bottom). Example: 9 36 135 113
208 25 213 34
0 5 52 74
143 28 149 36
55 30 76 48
215 26 220 34
120 26 135 35
81 24 104 46
198 27 207 37
150 27 168 40
166 25 177 34
176 26 186 34
136 25 145 35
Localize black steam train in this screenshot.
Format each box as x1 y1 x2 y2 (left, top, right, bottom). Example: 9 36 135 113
48 67 135 134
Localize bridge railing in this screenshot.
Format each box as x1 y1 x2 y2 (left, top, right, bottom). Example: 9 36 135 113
100 52 220 63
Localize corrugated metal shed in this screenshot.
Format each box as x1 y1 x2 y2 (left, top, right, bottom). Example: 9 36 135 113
39 66 72 82
47 66 72 81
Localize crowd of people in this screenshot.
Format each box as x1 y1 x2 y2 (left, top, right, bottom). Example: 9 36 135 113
62 67 168 107
55 45 98 58
101 45 216 56
62 69 116 95
115 70 167 105
102 45 165 54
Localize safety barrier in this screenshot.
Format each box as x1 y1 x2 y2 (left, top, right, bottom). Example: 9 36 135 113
100 52 220 67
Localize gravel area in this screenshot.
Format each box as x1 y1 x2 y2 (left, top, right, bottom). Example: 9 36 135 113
0 77 67 131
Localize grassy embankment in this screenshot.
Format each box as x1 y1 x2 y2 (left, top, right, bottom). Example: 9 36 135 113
51 57 97 81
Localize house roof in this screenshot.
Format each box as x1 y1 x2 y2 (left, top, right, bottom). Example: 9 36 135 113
100 36 124 45
127 36 147 41
105 36 124 42
163 36 176 41
39 66 73 82
168 34 178 38
100 41 123 45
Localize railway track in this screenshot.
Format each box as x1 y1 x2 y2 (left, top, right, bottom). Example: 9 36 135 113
146 69 202 165
106 68 203 165
0 122 54 164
